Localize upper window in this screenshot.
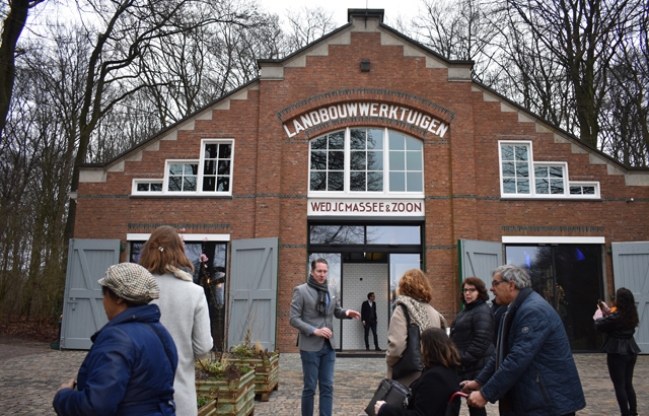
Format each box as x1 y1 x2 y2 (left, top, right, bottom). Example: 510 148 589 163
499 141 600 199
309 128 423 196
132 139 234 196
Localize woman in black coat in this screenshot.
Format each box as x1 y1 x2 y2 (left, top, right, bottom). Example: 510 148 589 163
375 327 461 416
450 277 494 416
594 287 640 416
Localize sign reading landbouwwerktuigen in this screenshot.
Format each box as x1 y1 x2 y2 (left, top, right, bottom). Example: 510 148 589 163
307 199 425 217
283 102 448 138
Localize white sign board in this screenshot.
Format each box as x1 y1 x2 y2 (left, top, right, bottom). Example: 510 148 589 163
308 199 425 217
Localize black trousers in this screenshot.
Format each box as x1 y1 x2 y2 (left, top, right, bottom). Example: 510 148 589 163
607 353 637 416
364 321 378 348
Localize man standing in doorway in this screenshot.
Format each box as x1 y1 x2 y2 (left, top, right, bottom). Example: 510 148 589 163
462 264 585 416
290 258 361 416
361 292 381 351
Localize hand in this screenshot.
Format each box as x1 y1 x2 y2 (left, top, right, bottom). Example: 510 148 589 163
362 321 366 326
374 400 386 415
460 380 481 393
57 379 76 392
314 327 332 339
346 310 361 319
467 390 488 408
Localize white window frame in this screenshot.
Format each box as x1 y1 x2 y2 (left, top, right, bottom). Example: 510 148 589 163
308 127 424 199
498 140 600 200
130 139 234 196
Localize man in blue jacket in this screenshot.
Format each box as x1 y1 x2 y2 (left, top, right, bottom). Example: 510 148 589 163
462 264 585 416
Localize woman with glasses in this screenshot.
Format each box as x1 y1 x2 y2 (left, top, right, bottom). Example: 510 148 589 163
450 277 494 416
594 287 640 416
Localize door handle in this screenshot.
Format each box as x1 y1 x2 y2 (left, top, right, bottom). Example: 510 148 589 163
68 297 78 311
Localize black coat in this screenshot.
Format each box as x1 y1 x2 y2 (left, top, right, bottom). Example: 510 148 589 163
594 311 641 355
379 365 460 416
450 298 495 380
362 300 377 323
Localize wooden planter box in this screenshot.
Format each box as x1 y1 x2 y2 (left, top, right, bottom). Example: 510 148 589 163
196 368 255 416
197 398 217 416
230 354 279 402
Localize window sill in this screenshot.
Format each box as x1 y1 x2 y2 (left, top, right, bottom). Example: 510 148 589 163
499 196 601 201
129 194 233 199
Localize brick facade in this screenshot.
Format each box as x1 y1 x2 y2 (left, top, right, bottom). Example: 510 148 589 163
75 10 649 353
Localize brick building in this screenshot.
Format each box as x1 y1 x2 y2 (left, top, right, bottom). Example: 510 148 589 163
69 9 648 353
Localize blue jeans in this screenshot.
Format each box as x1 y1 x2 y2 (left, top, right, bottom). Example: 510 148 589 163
300 341 335 416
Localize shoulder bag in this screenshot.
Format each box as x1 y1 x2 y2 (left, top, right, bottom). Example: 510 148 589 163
391 304 424 380
364 378 411 416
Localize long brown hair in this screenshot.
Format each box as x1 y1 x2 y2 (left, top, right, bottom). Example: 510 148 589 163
460 277 489 303
398 269 433 303
420 327 461 369
138 226 194 275
615 287 639 328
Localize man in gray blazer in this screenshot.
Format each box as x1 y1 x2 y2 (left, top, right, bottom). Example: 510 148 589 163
290 258 361 416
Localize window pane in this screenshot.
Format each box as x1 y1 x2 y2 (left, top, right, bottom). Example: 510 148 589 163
169 177 181 191
328 172 344 191
203 160 216 175
501 145 514 160
205 144 218 158
502 162 515 177
406 172 423 192
328 132 344 149
350 151 366 170
350 172 366 191
218 143 232 158
515 145 528 161
368 129 383 149
517 179 530 193
151 183 162 192
311 151 327 170
583 186 595 195
367 172 383 191
310 225 364 244
310 172 326 191
137 183 149 191
503 178 516 193
350 129 366 150
367 151 383 170
536 179 549 194
218 160 230 175
203 177 216 191
328 151 344 170
570 186 582 195
550 167 563 178
367 226 421 244
390 172 405 191
184 177 196 191
311 137 327 149
390 151 405 170
550 180 564 194
516 162 529 177
535 166 548 178
185 164 198 175
389 132 405 150
169 164 182 175
405 137 422 151
406 151 422 170
217 176 229 192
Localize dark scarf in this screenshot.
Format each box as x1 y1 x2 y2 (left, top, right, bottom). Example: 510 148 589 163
307 275 329 316
495 287 533 415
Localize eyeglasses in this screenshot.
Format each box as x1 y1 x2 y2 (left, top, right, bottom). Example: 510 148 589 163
462 288 477 293
491 280 508 287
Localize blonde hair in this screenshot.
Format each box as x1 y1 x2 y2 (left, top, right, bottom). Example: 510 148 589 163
398 269 433 302
138 226 194 275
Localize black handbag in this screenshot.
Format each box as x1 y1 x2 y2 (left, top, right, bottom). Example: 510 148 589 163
391 304 424 380
364 378 411 416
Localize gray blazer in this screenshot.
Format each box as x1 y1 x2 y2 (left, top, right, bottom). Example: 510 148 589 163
290 283 349 352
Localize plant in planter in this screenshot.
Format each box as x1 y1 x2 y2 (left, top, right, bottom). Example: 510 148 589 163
195 353 255 416
228 335 280 402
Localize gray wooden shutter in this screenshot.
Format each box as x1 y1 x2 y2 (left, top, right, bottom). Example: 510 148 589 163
60 239 121 349
459 239 503 300
227 237 278 351
612 241 649 353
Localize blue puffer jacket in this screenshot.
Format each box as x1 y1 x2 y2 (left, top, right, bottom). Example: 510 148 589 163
476 290 585 416
53 304 178 416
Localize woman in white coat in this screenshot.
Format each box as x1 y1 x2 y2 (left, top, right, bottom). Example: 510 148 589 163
386 269 447 387
140 226 213 416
